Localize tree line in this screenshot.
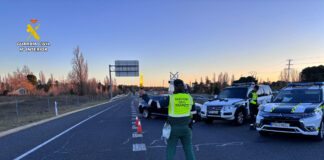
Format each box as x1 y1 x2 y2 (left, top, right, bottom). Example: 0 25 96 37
0 46 129 96
0 47 323 96
190 65 324 94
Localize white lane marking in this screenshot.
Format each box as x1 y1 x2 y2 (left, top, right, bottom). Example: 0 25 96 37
132 133 143 138
193 142 244 151
123 138 130 145
150 139 162 145
131 97 146 152
14 103 121 160
133 143 146 151
147 142 244 151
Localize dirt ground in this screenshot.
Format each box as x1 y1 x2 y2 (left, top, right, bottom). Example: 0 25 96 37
0 95 110 132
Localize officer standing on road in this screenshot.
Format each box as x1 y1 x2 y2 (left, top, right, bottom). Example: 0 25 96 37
139 79 196 160
249 85 259 129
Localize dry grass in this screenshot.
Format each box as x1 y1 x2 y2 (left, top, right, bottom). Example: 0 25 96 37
0 95 110 132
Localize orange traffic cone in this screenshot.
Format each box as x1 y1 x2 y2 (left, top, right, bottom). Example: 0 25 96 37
135 115 139 126
137 120 142 133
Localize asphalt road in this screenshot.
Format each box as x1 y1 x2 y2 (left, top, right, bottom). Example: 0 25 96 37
1 95 324 160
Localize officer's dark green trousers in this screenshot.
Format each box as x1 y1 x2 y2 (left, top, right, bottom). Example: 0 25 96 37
166 125 195 160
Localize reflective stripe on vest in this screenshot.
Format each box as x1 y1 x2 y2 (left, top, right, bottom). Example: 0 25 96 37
168 93 193 117
250 92 258 105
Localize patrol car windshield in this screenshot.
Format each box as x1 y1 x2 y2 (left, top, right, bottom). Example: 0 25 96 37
152 95 167 101
273 89 322 103
218 88 248 99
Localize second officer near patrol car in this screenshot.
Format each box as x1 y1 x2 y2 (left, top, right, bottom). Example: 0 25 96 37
249 85 259 129
139 79 196 160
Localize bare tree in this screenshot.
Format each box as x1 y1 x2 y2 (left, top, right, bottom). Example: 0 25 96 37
3 76 9 91
39 71 46 85
205 76 210 86
231 74 235 84
50 74 55 88
104 76 110 93
279 68 300 82
223 72 229 85
279 69 288 82
88 78 97 95
68 46 88 95
290 69 300 82
218 72 223 85
22 65 31 76
7 67 34 92
259 78 263 83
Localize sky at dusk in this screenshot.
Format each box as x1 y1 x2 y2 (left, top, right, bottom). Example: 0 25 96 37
1 0 324 86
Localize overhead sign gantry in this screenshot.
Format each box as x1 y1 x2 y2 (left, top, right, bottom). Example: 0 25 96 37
109 60 139 98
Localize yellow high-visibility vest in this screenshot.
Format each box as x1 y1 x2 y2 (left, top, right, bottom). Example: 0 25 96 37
168 93 193 117
250 92 258 105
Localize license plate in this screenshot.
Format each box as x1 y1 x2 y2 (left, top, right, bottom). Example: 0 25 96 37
208 111 219 114
271 122 290 128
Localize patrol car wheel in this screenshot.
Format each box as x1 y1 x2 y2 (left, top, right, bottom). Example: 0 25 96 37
234 109 245 125
142 109 150 119
315 121 324 141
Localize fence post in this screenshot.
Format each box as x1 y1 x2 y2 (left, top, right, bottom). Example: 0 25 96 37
16 99 19 119
48 98 50 112
55 101 58 116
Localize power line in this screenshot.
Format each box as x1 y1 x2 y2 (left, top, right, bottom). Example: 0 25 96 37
294 61 324 65
293 56 324 61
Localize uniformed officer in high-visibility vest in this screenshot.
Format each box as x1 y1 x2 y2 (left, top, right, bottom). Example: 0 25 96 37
248 85 259 129
139 79 196 160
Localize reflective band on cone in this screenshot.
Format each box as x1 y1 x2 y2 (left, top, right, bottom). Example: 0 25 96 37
137 120 142 134
136 115 139 126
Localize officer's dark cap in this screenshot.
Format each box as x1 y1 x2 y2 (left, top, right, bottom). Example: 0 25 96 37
254 85 259 90
174 79 184 87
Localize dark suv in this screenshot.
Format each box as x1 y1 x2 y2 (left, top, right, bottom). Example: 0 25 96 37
138 94 201 120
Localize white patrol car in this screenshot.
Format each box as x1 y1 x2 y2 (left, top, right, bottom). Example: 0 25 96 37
256 82 324 141
201 83 273 125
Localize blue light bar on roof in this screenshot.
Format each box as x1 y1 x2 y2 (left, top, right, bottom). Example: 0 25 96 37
314 82 324 85
288 82 324 86
231 82 255 86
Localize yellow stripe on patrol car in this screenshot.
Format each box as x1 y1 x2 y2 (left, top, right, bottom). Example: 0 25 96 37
271 104 281 112
291 103 302 113
314 105 324 112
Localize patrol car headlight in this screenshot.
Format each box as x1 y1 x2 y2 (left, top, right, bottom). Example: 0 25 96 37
223 105 234 111
258 110 264 116
202 104 207 110
303 111 318 118
259 105 266 112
